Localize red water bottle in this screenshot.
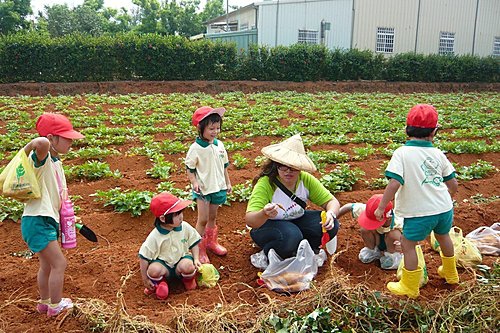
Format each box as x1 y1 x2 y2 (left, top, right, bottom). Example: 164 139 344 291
60 190 77 249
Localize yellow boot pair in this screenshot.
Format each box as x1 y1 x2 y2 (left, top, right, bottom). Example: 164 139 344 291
437 254 459 284
387 267 422 299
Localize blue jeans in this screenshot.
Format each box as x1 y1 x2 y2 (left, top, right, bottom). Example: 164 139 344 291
250 210 339 259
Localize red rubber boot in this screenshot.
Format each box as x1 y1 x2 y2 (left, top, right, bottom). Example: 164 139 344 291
182 271 197 290
198 235 210 264
205 225 227 256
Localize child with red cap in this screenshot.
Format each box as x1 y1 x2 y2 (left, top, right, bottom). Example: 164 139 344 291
338 194 402 269
374 104 459 298
185 106 232 263
139 192 202 300
22 113 84 316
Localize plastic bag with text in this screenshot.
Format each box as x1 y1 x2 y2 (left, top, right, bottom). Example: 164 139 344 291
431 227 482 267
396 245 428 287
465 223 500 256
259 239 318 293
0 149 40 202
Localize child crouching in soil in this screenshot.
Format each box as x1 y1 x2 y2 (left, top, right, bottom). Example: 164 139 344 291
337 194 402 269
139 192 202 300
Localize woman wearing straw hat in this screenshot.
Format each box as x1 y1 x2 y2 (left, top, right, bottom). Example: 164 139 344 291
245 134 340 259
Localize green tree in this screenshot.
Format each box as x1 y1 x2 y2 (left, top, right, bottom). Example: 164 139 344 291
0 0 32 34
43 4 75 37
199 0 225 23
133 0 161 34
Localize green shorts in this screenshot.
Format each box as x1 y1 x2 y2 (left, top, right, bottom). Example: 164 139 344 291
402 209 454 242
377 234 387 251
152 255 194 280
193 189 227 205
21 216 59 253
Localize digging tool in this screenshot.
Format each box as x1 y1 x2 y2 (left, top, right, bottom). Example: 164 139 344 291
75 223 98 242
320 211 338 255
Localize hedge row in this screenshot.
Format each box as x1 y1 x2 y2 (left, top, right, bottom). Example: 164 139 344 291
0 32 498 83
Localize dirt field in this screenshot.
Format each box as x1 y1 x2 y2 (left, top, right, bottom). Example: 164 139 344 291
0 81 498 332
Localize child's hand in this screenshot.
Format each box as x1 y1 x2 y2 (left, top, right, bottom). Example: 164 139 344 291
191 183 200 194
394 240 402 253
226 183 232 194
263 203 279 218
143 277 155 291
194 259 202 269
374 207 385 221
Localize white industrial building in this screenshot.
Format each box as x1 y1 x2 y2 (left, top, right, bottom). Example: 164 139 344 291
205 0 500 57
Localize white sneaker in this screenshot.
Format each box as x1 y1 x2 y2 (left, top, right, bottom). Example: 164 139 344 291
47 298 73 317
358 247 381 263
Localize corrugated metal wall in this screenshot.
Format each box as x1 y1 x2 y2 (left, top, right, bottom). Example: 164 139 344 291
352 0 500 56
258 0 352 49
472 0 500 56
206 30 259 52
352 0 419 53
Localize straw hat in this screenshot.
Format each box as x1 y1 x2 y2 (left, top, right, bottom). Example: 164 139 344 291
261 134 317 172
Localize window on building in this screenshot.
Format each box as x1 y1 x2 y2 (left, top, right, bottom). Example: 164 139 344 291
494 37 500 56
439 32 455 55
375 27 394 53
298 30 319 44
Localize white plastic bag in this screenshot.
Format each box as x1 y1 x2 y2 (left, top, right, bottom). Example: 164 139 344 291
466 223 500 256
380 251 402 270
259 240 318 293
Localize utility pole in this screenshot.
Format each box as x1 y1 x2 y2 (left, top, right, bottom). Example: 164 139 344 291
226 0 229 32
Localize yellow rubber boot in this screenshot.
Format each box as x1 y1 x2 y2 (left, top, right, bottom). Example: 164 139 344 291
387 267 422 299
437 254 459 284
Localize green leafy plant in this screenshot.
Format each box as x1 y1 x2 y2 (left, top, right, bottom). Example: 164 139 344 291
65 161 121 181
266 308 340 333
232 153 249 169
156 182 191 201
226 181 253 203
0 196 24 222
254 155 267 167
352 144 376 161
147 158 175 180
455 160 497 181
320 164 365 193
92 188 153 217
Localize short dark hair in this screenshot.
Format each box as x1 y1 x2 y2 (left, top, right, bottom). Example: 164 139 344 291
406 126 435 138
198 113 222 140
154 209 183 227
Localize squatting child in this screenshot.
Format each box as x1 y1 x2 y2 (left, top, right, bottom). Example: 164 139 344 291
185 106 232 263
139 192 202 300
337 194 402 269
374 104 459 298
22 113 84 316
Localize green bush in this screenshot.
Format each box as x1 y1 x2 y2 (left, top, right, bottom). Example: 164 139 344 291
0 32 498 83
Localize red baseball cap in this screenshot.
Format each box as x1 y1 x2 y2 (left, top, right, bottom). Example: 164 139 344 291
150 192 192 217
192 106 225 127
358 194 393 230
406 104 438 128
36 113 84 139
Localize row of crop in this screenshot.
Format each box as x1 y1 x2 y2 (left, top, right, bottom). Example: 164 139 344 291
0 32 498 83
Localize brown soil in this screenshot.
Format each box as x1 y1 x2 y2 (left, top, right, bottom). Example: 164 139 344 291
0 81 498 332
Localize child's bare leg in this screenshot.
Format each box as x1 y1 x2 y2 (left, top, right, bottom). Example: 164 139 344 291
195 199 210 235
401 237 418 270
147 262 168 280
38 241 67 304
176 258 196 276
385 230 402 253
360 228 378 249
37 250 51 301
434 233 454 257
206 204 218 228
